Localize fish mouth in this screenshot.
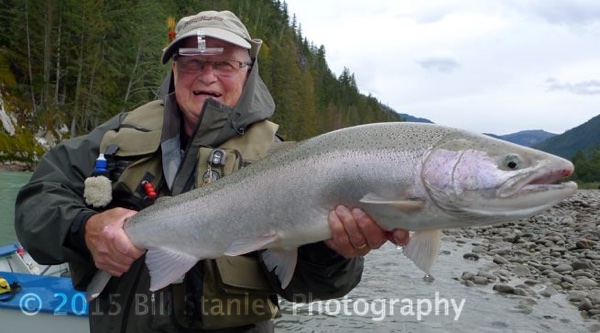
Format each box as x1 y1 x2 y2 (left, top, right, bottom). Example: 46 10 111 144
497 165 577 206
458 165 578 220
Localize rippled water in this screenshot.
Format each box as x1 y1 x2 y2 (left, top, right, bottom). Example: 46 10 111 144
0 171 590 332
275 239 588 332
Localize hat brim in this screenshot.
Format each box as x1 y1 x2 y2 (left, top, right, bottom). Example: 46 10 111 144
162 27 252 64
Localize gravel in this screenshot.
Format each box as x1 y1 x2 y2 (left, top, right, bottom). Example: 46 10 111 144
446 190 600 330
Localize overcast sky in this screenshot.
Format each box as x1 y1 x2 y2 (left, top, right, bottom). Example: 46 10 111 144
284 0 600 135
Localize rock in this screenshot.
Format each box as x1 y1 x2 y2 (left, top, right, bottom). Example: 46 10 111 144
513 264 531 277
463 253 479 261
524 279 540 286
490 248 512 256
461 280 475 287
493 284 515 294
586 253 600 261
587 323 600 333
562 275 577 284
540 285 559 297
576 278 599 288
513 287 531 297
472 245 487 253
576 239 596 249
561 281 574 290
461 272 475 281
493 255 510 265
572 260 595 270
473 276 489 285
568 291 588 303
573 271 594 279
588 290 600 305
580 298 594 311
554 263 573 273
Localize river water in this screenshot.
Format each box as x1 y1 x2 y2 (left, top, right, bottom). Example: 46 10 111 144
0 171 590 332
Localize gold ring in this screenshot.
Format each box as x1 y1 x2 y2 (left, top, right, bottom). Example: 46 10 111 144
355 244 367 250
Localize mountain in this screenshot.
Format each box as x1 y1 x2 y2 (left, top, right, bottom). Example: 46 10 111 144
533 114 600 159
399 113 434 124
382 112 600 161
495 130 558 147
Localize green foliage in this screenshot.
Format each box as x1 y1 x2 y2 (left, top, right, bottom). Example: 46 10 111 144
0 0 402 163
571 149 600 184
0 130 45 164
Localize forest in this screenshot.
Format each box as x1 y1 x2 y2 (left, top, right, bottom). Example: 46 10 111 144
0 0 401 164
571 150 600 188
1 0 598 187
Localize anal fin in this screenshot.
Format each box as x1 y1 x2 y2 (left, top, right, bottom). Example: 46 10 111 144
402 229 442 274
261 248 298 289
145 247 198 291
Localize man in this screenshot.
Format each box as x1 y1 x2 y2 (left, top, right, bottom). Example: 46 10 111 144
15 10 408 332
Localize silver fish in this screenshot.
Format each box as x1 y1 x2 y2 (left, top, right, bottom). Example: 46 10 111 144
87 122 577 300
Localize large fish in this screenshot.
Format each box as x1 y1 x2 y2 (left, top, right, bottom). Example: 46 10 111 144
87 122 577 299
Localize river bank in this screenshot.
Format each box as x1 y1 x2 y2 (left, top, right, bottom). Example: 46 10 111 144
446 190 600 332
0 161 34 172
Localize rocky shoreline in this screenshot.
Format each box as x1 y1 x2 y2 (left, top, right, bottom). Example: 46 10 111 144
0 161 34 172
444 190 600 332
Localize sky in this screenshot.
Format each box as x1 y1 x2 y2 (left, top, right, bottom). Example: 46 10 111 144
284 0 600 135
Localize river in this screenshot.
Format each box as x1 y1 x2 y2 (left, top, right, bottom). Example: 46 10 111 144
0 171 590 332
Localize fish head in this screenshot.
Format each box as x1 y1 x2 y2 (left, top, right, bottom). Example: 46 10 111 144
421 132 577 223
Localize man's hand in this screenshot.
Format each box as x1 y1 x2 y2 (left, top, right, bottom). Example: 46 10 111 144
325 205 409 258
84 207 145 276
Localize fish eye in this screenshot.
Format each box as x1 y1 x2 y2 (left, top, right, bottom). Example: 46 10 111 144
503 154 522 170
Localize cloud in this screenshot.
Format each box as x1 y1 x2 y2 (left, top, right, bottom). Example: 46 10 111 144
546 78 600 95
509 0 600 26
416 52 461 73
285 0 600 134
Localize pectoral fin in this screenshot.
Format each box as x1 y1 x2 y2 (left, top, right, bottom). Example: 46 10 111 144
360 192 426 212
402 229 442 274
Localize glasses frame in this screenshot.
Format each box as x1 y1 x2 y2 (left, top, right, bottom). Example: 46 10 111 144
174 54 253 77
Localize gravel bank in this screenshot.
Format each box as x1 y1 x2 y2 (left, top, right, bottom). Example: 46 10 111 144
445 190 600 332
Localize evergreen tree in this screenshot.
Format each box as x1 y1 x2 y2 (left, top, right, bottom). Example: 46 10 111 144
0 0 404 164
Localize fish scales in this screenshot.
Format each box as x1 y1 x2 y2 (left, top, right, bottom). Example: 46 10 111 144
88 122 577 299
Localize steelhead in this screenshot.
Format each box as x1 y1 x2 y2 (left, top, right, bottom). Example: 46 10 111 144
87 122 577 299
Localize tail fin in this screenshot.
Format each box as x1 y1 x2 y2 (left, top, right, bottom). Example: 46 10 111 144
86 270 111 301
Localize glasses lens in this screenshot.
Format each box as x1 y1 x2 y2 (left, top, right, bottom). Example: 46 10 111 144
212 61 237 75
176 58 244 76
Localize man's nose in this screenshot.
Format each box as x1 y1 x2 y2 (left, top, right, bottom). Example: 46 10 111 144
198 62 218 79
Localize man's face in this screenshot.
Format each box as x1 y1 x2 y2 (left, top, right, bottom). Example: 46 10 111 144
172 37 251 135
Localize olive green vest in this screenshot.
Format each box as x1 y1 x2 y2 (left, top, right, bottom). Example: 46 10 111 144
98 101 281 330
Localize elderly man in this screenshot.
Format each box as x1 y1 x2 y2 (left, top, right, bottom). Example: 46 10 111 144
15 10 408 332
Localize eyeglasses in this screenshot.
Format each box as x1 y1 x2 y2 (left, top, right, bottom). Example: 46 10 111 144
175 57 252 77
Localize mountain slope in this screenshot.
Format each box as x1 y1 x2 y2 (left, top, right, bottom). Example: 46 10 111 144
498 130 557 147
534 114 600 159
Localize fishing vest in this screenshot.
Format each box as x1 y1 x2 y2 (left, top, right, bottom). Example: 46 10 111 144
96 100 281 330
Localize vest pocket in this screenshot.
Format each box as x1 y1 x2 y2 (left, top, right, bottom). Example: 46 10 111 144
170 257 280 331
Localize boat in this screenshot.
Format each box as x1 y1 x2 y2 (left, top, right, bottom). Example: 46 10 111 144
0 243 89 332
